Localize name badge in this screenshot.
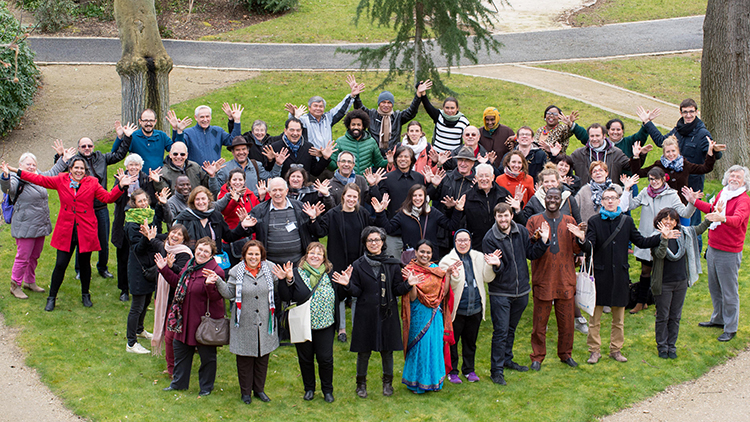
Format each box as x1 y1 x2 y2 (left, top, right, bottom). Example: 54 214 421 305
285 222 297 232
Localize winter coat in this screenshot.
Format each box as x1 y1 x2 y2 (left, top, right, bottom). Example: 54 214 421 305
650 219 711 296
630 153 715 204
622 186 695 261
481 221 547 297
439 249 495 321
18 171 124 253
463 182 517 251
329 131 388 174
479 124 515 163
66 134 132 210
345 255 412 352
570 141 631 185
354 94 422 150
426 169 475 248
154 156 219 193
580 214 661 307
309 205 382 273
216 262 280 357
383 207 462 252
270 137 330 177
126 221 159 296
0 158 66 239
174 208 252 254
111 171 157 249
370 169 425 220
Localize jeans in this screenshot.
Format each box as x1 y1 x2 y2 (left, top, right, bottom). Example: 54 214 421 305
489 294 528 376
126 293 152 346
75 207 110 274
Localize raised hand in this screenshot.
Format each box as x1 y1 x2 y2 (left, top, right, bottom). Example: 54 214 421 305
486 151 497 165
302 202 320 220
63 147 77 161
140 221 157 240
240 214 258 229
455 194 467 211
347 75 365 97
680 186 703 204
514 184 526 203
1 161 9 176
155 187 170 205
202 268 219 285
649 107 661 122
284 103 297 116
230 103 244 122
122 122 138 138
154 253 168 269
431 167 446 186
166 252 176 268
262 145 277 162
631 141 642 157
422 166 434 185
484 250 502 266
115 168 137 187
567 222 585 240
236 206 248 222
313 178 331 197
385 147 395 166
416 79 432 97
441 195 457 209
428 147 439 164
114 120 125 139
568 111 580 123
538 221 550 243
148 167 162 182
332 265 353 286
52 139 65 156
477 153 489 164
273 262 294 281
402 268 426 286
549 141 563 157
505 195 521 212
656 221 681 239
437 150 451 166
321 139 337 160
222 102 233 119
364 167 386 186
635 106 651 123
620 174 639 191
371 193 390 213
177 116 192 132
448 260 462 277
256 179 267 199
274 147 289 165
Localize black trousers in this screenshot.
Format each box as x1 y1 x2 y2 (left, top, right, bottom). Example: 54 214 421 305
171 339 217 392
126 293 152 346
236 354 270 396
356 350 394 377
449 311 483 375
50 228 91 298
294 324 334 394
115 243 130 294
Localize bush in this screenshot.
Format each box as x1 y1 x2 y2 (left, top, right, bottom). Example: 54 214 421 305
243 0 297 14
0 1 39 137
34 0 75 32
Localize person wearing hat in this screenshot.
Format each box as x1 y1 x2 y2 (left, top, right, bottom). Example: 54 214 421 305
479 107 515 163
353 82 429 151
217 136 286 198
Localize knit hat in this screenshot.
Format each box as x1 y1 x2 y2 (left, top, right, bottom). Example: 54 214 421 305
378 91 395 106
483 107 500 130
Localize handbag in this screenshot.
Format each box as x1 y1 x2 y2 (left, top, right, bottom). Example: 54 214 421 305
284 276 322 344
195 291 230 346
2 181 26 224
575 255 597 316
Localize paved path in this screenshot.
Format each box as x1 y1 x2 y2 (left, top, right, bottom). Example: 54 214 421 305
28 16 703 69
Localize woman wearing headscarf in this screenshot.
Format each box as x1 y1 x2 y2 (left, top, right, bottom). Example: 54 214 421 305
478 107 515 161
439 230 499 384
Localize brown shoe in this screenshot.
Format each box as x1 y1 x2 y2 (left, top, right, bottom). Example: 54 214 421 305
587 352 601 364
10 282 28 299
23 282 45 293
610 351 628 362
629 303 644 314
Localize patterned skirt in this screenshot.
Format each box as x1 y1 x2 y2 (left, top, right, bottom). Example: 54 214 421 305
402 300 445 393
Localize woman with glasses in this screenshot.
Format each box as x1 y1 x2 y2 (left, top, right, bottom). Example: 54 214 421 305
534 105 586 153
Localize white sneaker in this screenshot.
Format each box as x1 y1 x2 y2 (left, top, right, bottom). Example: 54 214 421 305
126 342 150 354
137 330 153 340
575 317 589 334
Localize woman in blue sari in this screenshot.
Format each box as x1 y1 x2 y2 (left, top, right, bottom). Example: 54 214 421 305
401 240 460 393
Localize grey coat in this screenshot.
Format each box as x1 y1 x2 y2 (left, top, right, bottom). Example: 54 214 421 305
216 261 280 357
0 159 67 239
575 183 623 223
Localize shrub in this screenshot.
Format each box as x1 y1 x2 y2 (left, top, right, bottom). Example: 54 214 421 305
34 0 75 32
0 1 39 138
242 0 297 14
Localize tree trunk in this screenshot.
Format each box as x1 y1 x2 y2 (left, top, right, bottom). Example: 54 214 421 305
114 0 173 132
414 1 424 86
701 0 750 176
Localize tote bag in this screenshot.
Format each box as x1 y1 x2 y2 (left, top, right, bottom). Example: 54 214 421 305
287 301 312 343
575 255 597 316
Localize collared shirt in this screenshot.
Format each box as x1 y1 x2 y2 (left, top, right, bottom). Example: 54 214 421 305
271 198 293 211
298 95 354 149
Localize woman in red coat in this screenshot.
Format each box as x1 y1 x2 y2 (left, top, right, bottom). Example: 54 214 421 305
217 168 261 266
3 157 136 311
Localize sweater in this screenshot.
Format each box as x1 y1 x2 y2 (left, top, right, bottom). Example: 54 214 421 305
694 191 750 253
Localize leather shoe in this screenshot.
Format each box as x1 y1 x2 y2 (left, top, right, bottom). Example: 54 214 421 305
504 361 529 372
718 332 736 342
610 351 628 362
99 270 114 279
44 297 56 312
241 394 252 404
323 392 335 403
698 321 723 328
119 292 129 302
254 392 271 402
561 357 578 368
658 351 669 359
587 351 601 364
303 390 314 401
81 293 93 308
198 390 211 396
530 361 541 371
490 374 506 385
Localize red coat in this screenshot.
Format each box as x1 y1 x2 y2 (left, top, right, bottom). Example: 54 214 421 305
496 172 535 205
19 171 124 253
217 184 260 229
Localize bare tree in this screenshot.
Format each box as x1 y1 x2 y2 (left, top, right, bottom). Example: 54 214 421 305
114 0 172 131
701 0 750 174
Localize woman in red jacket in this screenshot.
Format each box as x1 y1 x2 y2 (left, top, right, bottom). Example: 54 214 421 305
3 157 136 311
218 168 262 266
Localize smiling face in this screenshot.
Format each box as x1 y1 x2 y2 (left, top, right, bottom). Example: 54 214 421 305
196 108 212 129
411 189 425 208
463 127 480 148
416 243 433 266
194 192 209 212
663 144 679 161
167 228 185 246
378 100 393 114
69 160 87 182
396 150 412 172
476 167 494 191
309 101 325 119
78 138 95 157
365 232 383 254
588 126 605 148
252 124 266 141
342 189 359 211
508 155 523 173
20 157 37 173
456 158 474 176
139 110 156 135
126 161 142 176
556 160 570 177
244 245 262 268
660 216 677 231
607 121 623 142
443 101 458 116
348 118 364 139
648 174 665 190
680 106 697 124
545 108 560 126
545 190 562 213
727 169 747 190
406 124 423 144
230 172 246 191
306 246 325 268
495 210 513 233
590 165 607 184
170 143 188 167
484 115 496 129
133 192 150 209
601 191 620 212
541 174 559 192
269 179 289 206
288 170 305 189
285 121 303 143
194 243 213 264
455 232 471 254
337 152 354 177
175 176 192 196
517 128 533 147
232 145 249 165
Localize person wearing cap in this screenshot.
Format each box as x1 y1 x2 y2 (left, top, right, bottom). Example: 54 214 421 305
479 107 515 162
353 82 428 151
217 136 286 198
439 229 498 384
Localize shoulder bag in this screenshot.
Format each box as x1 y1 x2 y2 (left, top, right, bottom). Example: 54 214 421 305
195 289 230 346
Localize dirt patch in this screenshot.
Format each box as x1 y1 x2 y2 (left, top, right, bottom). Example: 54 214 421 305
560 0 609 27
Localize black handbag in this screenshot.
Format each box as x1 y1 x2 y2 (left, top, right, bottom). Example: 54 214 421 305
195 291 229 346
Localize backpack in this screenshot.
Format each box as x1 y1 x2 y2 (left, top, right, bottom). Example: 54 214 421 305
2 181 26 224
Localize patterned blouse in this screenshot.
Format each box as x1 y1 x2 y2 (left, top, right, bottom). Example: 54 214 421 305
298 268 336 330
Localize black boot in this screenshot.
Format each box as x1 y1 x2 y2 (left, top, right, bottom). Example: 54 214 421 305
382 374 393 396
44 297 56 312
82 293 93 307
355 375 367 398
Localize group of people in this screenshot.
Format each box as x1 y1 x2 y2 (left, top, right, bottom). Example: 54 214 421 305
2 74 748 402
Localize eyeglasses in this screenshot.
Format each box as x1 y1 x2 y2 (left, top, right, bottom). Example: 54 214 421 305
171 152 186 157
680 109 696 115
366 238 383 244
464 133 478 137
290 164 304 169
338 159 354 165
80 144 94 149
140 119 156 123
601 196 619 201
647 177 660 181
546 112 560 117
455 238 471 243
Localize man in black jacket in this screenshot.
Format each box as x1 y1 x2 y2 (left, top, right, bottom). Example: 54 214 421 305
482 203 548 386
464 164 522 250
270 117 333 178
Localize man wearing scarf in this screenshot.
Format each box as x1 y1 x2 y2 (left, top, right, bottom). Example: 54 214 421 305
570 124 632 185
570 187 662 364
479 107 515 161
269 117 332 178
328 109 388 175
688 166 750 342
353 85 424 151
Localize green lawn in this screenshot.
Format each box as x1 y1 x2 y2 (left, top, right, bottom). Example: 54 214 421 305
1 71 743 422
536 52 702 106
202 0 396 43
569 0 707 27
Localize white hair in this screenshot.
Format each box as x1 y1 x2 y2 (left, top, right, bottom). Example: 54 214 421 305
475 163 494 175
722 165 750 187
124 153 144 168
268 177 288 190
171 141 188 153
338 150 356 163
18 152 37 166
194 105 212 116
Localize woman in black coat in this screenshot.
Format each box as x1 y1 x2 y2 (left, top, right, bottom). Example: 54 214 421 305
332 227 417 399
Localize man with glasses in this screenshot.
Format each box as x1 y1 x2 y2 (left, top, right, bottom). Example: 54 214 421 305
568 187 663 364
329 151 370 206
443 126 495 172
111 109 187 173
153 142 219 194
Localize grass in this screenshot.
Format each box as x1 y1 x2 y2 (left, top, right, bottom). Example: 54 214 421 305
569 0 707 27
201 0 396 43
536 52 702 106
1 71 743 422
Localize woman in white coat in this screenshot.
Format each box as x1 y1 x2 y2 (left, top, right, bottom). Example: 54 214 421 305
439 229 500 384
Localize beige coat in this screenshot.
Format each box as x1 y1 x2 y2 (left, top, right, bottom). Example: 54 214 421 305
439 249 495 321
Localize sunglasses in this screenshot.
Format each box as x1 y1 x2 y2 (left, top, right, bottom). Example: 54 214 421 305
171 152 187 157
80 145 94 149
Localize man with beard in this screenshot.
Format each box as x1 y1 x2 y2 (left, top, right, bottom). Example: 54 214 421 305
329 109 388 175
570 124 632 185
482 203 548 386
111 109 186 173
526 188 582 371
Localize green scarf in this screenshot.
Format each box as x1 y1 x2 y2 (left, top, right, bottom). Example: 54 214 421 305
125 207 155 224
440 109 465 123
301 261 325 288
